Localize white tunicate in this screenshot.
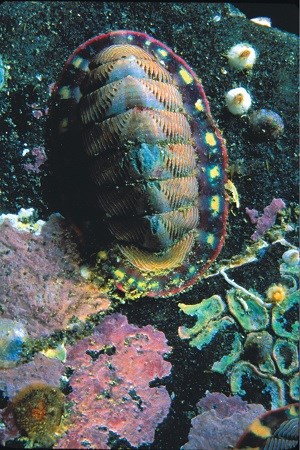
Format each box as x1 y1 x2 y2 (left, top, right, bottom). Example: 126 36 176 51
227 43 257 70
225 87 252 115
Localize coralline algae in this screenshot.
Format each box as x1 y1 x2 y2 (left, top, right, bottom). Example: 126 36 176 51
182 392 265 450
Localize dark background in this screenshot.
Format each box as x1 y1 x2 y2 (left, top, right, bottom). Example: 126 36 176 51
232 2 299 35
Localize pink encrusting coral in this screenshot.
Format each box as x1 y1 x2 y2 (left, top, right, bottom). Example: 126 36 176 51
182 392 266 450
0 214 111 338
55 313 172 449
246 198 286 241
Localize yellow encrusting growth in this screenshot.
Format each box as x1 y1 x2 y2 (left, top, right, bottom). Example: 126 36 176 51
179 67 193 85
98 250 108 260
195 99 204 111
225 180 240 208
58 118 68 133
210 195 220 215
58 86 71 99
114 269 125 280
206 233 215 246
209 166 220 179
205 132 217 146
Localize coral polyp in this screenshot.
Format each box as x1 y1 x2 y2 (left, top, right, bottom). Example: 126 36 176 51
11 383 65 447
266 284 288 304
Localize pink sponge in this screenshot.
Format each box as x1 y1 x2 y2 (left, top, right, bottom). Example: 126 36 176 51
56 313 172 449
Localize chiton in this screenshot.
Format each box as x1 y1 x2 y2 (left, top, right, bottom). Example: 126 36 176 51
49 30 228 299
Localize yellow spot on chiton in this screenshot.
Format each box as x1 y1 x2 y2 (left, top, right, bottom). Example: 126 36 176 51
205 132 217 146
98 250 108 260
210 195 220 214
72 56 83 68
179 67 193 85
195 99 204 112
149 281 160 289
173 277 180 285
114 269 125 280
58 86 71 100
248 418 271 439
137 281 147 289
157 48 168 57
127 277 135 286
289 404 298 417
206 233 215 246
188 265 196 274
71 56 89 71
58 118 68 133
209 166 220 179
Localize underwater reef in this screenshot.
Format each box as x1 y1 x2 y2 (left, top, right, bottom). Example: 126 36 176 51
0 2 299 449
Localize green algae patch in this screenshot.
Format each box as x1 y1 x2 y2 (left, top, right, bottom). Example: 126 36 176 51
272 338 298 375
289 373 299 401
227 288 269 331
272 290 299 341
230 361 285 409
212 332 243 374
178 295 226 339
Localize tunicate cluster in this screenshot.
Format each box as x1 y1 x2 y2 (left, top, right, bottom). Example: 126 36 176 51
0 318 28 368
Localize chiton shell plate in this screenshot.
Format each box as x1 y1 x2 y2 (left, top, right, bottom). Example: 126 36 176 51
49 30 228 298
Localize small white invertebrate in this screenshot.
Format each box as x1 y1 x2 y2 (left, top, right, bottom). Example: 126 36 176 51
227 43 257 70
225 87 252 115
250 17 272 27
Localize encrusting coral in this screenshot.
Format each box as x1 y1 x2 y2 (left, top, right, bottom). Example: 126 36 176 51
182 392 265 450
0 213 111 338
55 313 172 449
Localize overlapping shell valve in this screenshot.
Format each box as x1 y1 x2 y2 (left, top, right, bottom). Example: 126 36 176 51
49 31 227 297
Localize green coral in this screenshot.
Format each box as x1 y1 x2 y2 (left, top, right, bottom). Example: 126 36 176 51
178 288 299 408
273 338 298 375
230 361 286 409
272 290 299 341
212 332 243 374
178 295 226 339
227 288 269 331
